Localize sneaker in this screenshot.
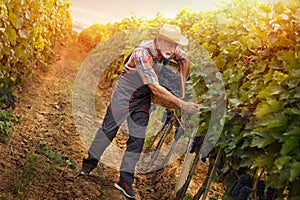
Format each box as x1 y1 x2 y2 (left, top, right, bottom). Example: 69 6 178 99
77 167 92 176
114 180 136 199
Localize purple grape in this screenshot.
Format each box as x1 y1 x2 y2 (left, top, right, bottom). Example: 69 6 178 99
239 174 252 188
245 112 252 119
232 181 242 197
238 186 252 200
232 174 252 197
265 187 276 200
256 180 266 198
234 112 240 117
189 136 202 153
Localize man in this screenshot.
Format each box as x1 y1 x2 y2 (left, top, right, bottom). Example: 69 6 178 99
79 24 199 199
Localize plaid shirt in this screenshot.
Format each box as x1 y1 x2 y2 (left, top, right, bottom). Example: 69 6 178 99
124 40 189 85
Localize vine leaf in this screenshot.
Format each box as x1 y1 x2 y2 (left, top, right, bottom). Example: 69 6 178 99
289 162 300 181
250 134 275 148
281 137 298 156
5 26 17 45
253 155 273 168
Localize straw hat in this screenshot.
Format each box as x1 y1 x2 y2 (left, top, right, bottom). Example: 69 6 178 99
151 24 188 46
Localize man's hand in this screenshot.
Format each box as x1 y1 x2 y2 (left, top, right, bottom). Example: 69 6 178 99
148 83 200 113
179 100 199 114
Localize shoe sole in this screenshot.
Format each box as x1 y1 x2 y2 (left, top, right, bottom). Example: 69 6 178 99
75 170 91 178
114 183 136 199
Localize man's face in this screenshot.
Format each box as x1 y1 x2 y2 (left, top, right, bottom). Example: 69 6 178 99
157 38 178 59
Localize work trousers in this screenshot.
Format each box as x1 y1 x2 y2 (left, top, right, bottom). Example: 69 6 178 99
82 90 151 186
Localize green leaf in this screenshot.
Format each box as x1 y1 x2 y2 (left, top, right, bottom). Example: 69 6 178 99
284 126 300 136
229 98 242 107
274 156 292 170
254 99 281 118
257 82 285 98
290 69 300 78
253 154 274 167
285 107 300 115
240 154 254 167
268 98 283 110
276 50 297 68
214 55 226 68
5 25 17 45
258 112 288 128
14 44 25 59
287 79 300 89
251 134 275 148
290 162 300 181
281 137 299 155
294 90 300 98
267 170 289 189
264 68 274 83
240 82 251 90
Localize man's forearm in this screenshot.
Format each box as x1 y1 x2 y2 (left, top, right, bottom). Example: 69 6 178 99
147 83 182 109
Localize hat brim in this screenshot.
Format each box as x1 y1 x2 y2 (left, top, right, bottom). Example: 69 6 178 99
151 32 188 46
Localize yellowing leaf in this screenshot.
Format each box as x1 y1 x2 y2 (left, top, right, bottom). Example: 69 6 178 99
253 155 274 167
259 3 272 13
191 23 199 32
255 103 271 118
268 31 278 43
5 25 17 45
258 112 287 128
8 12 17 28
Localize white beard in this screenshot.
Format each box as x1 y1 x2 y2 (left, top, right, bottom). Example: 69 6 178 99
161 50 172 59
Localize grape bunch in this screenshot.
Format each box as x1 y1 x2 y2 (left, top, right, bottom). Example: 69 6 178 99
264 187 276 200
255 180 276 200
238 186 252 200
215 158 230 183
256 179 266 199
190 136 202 153
189 135 207 162
232 174 253 199
232 176 277 200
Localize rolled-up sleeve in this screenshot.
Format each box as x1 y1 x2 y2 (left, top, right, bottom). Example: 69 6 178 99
133 49 159 85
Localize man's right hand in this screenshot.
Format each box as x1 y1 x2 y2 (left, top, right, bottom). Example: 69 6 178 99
148 83 200 113
179 100 199 114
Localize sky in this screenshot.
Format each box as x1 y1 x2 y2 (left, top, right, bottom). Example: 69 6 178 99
69 0 221 26
69 0 280 30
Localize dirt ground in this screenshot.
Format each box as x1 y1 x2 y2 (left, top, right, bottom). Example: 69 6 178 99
0 39 224 200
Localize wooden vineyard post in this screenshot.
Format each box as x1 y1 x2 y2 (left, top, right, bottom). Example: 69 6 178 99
175 130 200 200
193 147 222 200
174 129 197 193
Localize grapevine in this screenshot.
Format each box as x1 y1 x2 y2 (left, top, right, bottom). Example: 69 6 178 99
76 0 300 198
0 0 72 141
2 0 299 199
